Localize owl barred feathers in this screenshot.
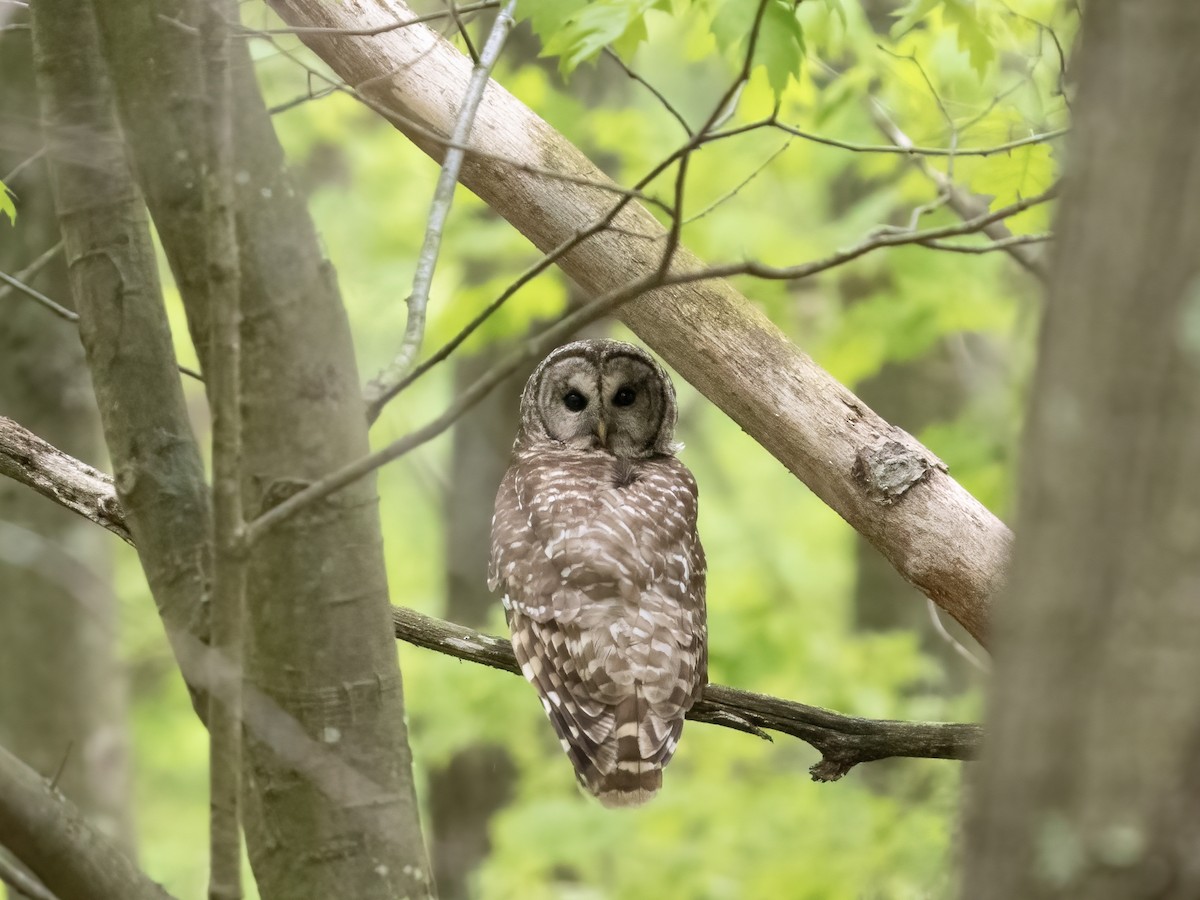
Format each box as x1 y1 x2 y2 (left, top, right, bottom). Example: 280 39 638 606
489 340 707 807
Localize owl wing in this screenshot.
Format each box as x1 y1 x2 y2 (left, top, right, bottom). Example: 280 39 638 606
489 451 707 806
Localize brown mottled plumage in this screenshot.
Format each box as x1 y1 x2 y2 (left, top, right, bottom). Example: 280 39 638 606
489 340 707 807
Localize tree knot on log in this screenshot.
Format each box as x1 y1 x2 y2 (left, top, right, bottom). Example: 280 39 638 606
852 433 947 506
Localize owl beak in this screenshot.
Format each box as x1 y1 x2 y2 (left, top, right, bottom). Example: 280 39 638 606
593 419 608 448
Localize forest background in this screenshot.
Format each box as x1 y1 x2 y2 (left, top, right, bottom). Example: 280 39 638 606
2 0 1084 897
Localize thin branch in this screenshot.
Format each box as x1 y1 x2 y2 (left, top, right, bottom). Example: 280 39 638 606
672 185 1059 284
0 425 983 781
260 32 673 215
918 233 1052 254
251 268 666 539
0 240 62 305
0 416 132 544
248 185 1057 539
926 599 990 673
445 0 479 64
683 137 792 225
2 145 45 184
363 0 517 419
0 260 205 381
202 4 245 897
0 267 78 321
770 121 1066 158
389 606 982 780
602 47 692 137
868 99 1051 278
363 0 772 414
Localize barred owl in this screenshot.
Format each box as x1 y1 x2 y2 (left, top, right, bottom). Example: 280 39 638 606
488 339 707 808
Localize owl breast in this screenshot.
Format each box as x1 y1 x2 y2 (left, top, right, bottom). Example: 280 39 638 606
489 447 707 807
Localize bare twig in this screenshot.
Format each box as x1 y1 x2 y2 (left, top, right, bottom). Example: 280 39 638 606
926 600 990 673
364 0 771 413
0 260 204 381
868 99 1052 278
770 121 1066 158
918 233 1052 254
0 425 983 781
363 0 517 420
446 0 479 63
257 32 675 216
603 47 692 137
249 186 1056 540
0 267 77 321
251 268 666 540
201 4 245 897
683 137 792 225
2 145 45 184
0 240 61 305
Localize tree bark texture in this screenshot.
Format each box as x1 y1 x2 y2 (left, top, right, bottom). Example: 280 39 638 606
0 16 133 862
962 4 1200 898
27 0 214 715
266 0 1011 646
87 2 432 895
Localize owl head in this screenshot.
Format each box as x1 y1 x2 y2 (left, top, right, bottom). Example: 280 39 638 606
516 339 680 459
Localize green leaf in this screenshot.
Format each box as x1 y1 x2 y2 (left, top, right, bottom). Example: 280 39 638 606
758 0 805 95
520 0 588 45
961 142 1056 215
891 0 942 36
712 0 805 98
0 180 15 226
540 0 658 72
943 0 996 77
822 0 848 28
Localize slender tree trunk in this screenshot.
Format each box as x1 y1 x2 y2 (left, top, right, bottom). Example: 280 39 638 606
0 17 133 866
86 2 432 895
962 4 1200 897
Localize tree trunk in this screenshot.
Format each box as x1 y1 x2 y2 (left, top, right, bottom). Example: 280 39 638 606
0 16 133 864
86 2 432 895
961 4 1200 897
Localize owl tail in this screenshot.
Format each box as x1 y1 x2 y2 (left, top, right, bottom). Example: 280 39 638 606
589 690 665 808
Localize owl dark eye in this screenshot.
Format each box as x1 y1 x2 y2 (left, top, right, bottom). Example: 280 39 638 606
612 386 637 407
563 390 588 412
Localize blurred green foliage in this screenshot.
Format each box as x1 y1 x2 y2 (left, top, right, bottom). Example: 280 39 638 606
100 0 1071 896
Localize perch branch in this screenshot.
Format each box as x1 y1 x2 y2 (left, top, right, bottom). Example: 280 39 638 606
390 606 982 781
0 424 983 781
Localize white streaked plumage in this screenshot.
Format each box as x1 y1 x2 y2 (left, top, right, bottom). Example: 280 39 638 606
489 340 707 807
